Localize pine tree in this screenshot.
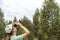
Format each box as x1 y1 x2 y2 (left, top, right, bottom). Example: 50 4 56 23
33 8 40 26
33 8 40 38
13 16 17 22
40 0 60 40
0 8 5 39
33 8 40 40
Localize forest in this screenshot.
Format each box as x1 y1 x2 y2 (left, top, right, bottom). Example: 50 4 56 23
0 0 60 40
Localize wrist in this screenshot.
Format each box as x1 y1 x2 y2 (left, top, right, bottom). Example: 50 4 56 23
18 23 22 26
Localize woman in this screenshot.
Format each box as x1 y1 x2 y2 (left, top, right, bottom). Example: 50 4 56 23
5 22 30 40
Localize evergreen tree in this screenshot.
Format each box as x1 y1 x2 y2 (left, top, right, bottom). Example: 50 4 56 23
0 8 5 39
33 8 40 26
33 8 40 38
39 0 60 40
8 20 12 24
13 16 17 22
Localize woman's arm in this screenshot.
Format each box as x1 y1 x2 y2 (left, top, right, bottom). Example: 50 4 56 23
16 22 30 40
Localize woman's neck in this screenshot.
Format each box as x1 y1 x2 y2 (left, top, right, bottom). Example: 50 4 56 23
12 32 16 36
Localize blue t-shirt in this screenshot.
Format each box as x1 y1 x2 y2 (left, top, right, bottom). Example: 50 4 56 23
10 35 23 40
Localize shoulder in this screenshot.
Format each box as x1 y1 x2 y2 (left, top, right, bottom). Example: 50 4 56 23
10 35 23 40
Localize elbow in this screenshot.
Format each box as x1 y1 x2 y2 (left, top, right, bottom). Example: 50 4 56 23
27 31 30 35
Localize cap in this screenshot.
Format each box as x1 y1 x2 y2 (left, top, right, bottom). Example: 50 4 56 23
5 24 13 33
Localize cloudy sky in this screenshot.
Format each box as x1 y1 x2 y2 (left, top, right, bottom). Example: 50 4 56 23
0 0 60 21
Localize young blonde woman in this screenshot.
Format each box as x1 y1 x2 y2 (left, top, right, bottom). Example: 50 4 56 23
5 22 30 40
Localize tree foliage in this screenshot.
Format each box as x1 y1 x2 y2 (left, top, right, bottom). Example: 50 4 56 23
0 8 5 39
0 0 60 40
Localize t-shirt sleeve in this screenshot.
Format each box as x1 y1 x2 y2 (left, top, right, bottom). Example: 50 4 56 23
16 35 23 40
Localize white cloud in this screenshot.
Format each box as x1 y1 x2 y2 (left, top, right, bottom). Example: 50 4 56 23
2 0 44 21
0 0 3 7
1 0 60 21
56 0 60 4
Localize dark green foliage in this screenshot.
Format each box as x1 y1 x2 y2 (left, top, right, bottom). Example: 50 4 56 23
0 8 5 39
13 16 17 22
39 0 60 40
0 0 60 40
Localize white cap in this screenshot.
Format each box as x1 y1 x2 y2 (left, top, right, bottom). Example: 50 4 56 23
5 24 13 33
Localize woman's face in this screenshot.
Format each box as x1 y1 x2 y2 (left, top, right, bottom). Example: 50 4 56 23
12 27 17 33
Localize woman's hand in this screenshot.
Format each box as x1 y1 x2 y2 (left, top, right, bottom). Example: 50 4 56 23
15 22 20 25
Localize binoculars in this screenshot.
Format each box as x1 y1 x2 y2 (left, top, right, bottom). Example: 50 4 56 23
12 23 17 27
12 21 21 27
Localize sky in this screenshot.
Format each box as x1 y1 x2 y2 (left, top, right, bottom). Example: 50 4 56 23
0 0 60 21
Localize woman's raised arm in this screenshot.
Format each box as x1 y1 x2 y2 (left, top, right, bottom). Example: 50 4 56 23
15 22 30 40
